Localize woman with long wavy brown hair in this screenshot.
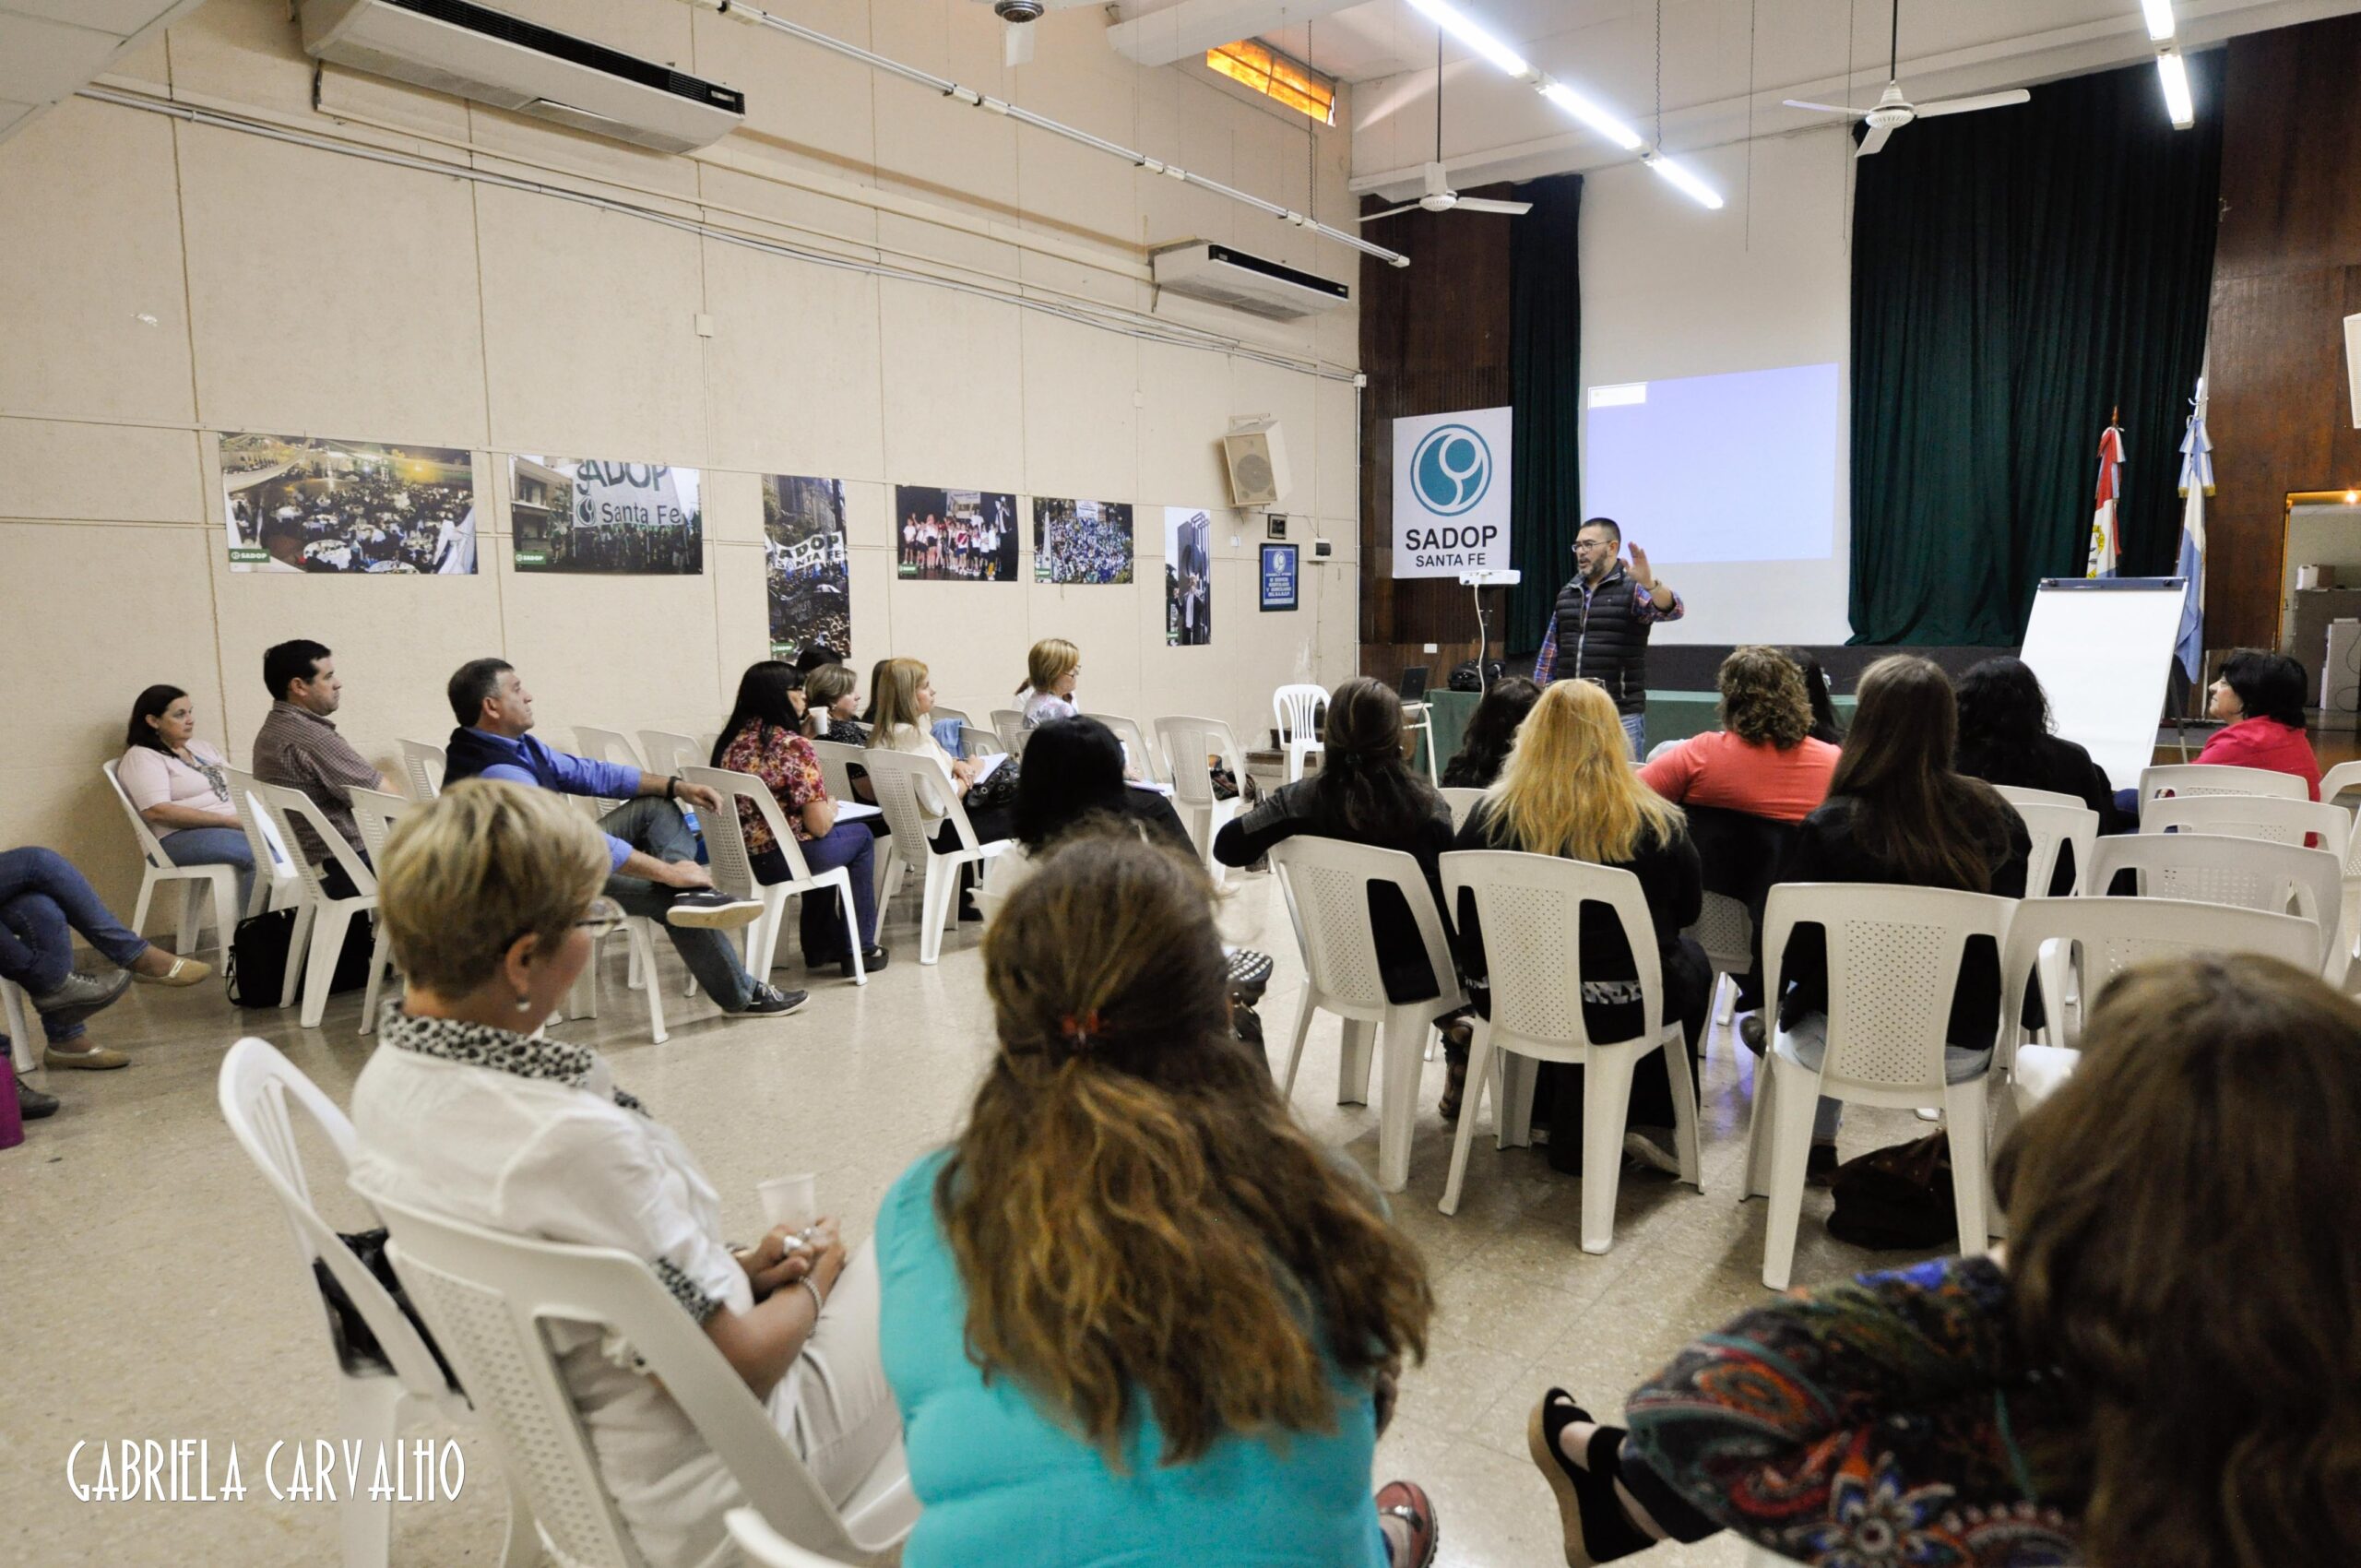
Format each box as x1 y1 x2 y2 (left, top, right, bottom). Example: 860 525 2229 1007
874 829 1441 1568
1523 952 2361 1568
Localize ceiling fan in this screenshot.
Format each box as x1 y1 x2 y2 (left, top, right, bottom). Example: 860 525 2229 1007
976 0 1099 68
1364 35 1531 221
1784 0 2030 157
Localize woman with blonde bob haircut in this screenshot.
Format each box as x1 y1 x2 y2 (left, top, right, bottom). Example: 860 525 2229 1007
868 657 1015 914
349 780 903 1568
1014 636 1083 728
876 829 1442 1568
1452 679 1708 1177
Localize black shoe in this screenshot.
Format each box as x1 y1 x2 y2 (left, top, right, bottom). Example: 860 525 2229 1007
1738 1012 1766 1053
30 968 131 1032
739 982 808 1016
957 897 984 923
14 1070 59 1121
1807 1141 1841 1187
839 945 888 978
664 889 765 931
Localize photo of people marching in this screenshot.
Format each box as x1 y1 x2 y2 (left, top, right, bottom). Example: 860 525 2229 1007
895 485 1018 582
511 456 703 575
1165 505 1213 646
765 474 851 660
220 433 476 574
1032 497 1134 584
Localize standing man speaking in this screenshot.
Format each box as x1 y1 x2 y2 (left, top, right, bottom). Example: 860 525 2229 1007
1533 517 1684 756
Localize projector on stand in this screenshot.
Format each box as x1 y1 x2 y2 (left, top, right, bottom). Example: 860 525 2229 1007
1459 570 1520 688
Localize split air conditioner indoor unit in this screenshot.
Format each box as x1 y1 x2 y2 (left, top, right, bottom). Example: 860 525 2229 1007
298 0 745 155
1151 242 1350 321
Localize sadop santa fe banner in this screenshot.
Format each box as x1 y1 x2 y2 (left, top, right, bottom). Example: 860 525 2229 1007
220 433 477 574
511 457 703 574
1391 406 1512 578
766 476 850 661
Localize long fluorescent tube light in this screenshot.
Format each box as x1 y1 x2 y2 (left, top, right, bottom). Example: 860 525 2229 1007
1645 152 1725 209
1402 0 1531 78
1540 81 1643 150
2142 0 2177 41
2157 47 2194 127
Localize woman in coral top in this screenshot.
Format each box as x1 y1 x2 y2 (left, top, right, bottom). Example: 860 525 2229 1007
2194 649 2321 799
1636 647 1839 824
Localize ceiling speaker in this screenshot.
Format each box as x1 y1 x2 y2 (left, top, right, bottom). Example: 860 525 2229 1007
1220 419 1291 508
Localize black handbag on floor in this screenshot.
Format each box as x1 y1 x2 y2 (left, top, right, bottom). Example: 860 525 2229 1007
224 907 376 1008
1826 1131 1958 1249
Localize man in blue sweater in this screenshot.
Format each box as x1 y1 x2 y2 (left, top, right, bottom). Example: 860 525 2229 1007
441 658 804 1016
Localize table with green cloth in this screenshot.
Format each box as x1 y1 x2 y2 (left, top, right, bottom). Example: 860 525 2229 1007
1420 687 1858 772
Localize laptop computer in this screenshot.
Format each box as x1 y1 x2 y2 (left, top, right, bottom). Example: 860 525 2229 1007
1399 665 1430 702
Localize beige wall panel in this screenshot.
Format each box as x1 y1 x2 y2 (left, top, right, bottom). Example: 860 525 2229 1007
0 759 160 923
1019 314 1137 506
1312 557 1358 683
103 30 171 90
703 467 763 547
1134 72 1238 251
1016 247 1147 315
0 520 223 774
0 418 202 524
884 579 1032 718
1027 578 1148 726
868 76 1017 222
701 239 887 482
500 565 730 742
1012 65 1136 247
693 4 875 171
696 161 880 254
476 184 708 463
710 538 770 715
873 211 1023 291
1135 341 1234 508
877 279 1024 494
177 124 488 443
0 100 192 425
160 0 315 121
1312 378 1358 522
844 537 895 673
837 478 890 555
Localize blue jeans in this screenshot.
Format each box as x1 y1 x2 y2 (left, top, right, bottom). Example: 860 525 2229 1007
0 848 150 1045
160 825 255 916
753 821 879 960
1621 712 1646 759
599 798 758 1010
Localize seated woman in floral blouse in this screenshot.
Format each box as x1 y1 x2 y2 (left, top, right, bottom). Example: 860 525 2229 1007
1523 952 2361 1568
715 661 884 977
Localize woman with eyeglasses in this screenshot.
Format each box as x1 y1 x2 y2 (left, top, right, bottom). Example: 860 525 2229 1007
349 779 902 1568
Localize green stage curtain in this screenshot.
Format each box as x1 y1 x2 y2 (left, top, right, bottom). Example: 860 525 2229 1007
1509 172 1584 655
1849 54 2224 646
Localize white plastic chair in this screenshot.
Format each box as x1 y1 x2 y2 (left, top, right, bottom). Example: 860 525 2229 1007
1273 683 1326 782
3 975 37 1074
2136 762 2305 825
988 708 1030 758
2088 832 2344 980
349 788 411 1035
1266 837 1467 1194
397 739 445 802
1743 883 2012 1289
639 729 706 777
2010 800 2100 898
1084 711 1169 786
1439 787 1485 833
728 1506 869 1567
372 1194 915 1568
574 726 647 814
252 784 380 1029
1437 850 1701 1250
860 748 1010 965
560 914 671 1045
685 766 865 985
1990 783 2082 811
1153 716 1246 882
1402 700 1438 785
813 740 899 907
1682 890 1755 1028
100 759 238 955
2142 792 2352 861
224 765 303 919
217 1039 537 1568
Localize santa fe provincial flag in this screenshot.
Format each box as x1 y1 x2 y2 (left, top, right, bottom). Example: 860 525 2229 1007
2085 422 2124 578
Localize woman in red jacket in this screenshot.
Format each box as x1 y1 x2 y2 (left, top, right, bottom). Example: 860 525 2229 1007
2194 649 2321 798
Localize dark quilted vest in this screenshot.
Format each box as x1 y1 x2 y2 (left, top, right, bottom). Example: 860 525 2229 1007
1550 566 1650 714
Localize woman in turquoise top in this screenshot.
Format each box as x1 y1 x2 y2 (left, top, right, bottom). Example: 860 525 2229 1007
876 830 1442 1568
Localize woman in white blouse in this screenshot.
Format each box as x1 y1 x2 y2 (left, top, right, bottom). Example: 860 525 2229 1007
348 779 901 1568
1014 637 1082 729
117 684 254 914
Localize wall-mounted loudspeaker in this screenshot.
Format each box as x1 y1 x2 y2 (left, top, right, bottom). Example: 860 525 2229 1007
1220 419 1291 508
2346 313 2361 428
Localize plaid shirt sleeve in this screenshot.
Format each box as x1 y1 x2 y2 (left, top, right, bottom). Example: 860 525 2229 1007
1533 613 1559 683
1632 583 1685 624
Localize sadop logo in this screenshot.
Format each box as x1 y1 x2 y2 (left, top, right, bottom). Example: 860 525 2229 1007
1408 424 1492 517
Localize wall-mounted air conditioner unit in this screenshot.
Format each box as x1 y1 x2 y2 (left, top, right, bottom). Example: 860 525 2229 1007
298 0 745 155
1151 242 1350 321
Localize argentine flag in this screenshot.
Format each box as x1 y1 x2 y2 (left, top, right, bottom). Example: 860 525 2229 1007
2175 379 2213 682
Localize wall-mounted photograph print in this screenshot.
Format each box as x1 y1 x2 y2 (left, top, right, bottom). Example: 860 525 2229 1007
221 433 477 574
894 485 1018 582
1165 506 1213 646
765 475 850 661
1031 497 1134 585
511 457 703 574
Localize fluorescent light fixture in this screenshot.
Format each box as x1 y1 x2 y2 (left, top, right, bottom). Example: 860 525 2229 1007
1541 81 1643 150
2141 0 2177 41
2156 47 2194 128
1402 0 1531 79
1645 152 1725 209
1588 382 1648 408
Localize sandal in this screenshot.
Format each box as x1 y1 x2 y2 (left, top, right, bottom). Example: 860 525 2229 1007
1374 1479 1439 1568
1527 1389 1653 1566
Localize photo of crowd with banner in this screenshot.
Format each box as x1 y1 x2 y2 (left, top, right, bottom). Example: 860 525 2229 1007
220 433 477 574
1031 497 1134 584
511 457 704 574
1165 506 1213 646
895 485 1018 582
765 474 850 661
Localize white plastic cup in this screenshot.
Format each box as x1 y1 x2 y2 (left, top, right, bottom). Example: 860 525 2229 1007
757 1173 818 1233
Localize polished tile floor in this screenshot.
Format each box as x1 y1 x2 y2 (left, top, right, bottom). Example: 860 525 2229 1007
3 868 1935 1566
